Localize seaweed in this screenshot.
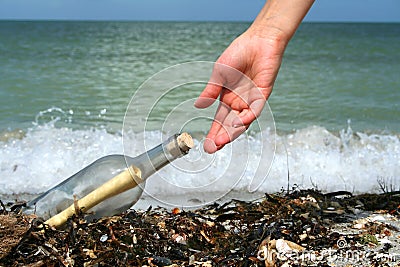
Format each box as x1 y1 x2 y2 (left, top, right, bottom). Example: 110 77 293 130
1 190 399 266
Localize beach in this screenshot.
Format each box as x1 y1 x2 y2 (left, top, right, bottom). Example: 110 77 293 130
0 21 399 266
0 21 399 201
1 190 400 266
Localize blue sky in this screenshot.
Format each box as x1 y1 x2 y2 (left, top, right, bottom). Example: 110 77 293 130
0 0 399 22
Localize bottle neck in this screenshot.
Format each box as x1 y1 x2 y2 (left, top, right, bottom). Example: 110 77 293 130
129 134 192 179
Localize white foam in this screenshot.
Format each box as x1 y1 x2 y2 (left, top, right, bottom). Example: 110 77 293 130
1 123 399 206
269 126 400 193
0 124 124 194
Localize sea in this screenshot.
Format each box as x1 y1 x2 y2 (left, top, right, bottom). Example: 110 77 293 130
0 21 399 208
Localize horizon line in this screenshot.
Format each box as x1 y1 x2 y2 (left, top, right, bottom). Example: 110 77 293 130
1 18 399 24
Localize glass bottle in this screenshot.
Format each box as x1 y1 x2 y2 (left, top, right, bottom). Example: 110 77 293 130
23 133 193 226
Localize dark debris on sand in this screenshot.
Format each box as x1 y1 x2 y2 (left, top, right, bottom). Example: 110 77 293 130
1 189 400 267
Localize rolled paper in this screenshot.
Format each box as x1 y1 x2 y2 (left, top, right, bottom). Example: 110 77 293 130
45 165 142 228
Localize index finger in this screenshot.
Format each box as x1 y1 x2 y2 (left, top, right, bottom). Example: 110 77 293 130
203 102 230 153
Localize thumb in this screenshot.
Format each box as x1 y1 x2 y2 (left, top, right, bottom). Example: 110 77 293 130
194 62 226 108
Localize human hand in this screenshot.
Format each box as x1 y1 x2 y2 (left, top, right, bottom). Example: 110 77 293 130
194 29 285 153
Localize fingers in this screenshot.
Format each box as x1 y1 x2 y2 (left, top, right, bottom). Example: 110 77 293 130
204 123 247 154
203 138 219 154
214 125 247 147
203 103 229 153
195 61 269 153
232 98 265 127
203 104 248 154
204 120 224 153
203 100 264 153
194 83 222 108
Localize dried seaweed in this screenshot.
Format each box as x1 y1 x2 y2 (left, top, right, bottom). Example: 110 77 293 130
1 190 400 266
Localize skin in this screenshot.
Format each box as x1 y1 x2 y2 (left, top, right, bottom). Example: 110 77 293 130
195 0 315 153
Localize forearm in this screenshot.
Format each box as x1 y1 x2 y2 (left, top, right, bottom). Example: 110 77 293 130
249 0 314 49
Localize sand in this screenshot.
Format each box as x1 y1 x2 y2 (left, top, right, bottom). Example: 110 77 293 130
1 190 400 266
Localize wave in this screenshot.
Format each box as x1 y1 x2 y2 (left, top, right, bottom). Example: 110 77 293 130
1 120 398 207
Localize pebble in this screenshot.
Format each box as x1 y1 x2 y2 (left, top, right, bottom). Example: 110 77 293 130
149 256 172 266
99 234 108 242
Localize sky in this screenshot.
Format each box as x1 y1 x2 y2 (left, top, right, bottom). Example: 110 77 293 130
0 0 399 22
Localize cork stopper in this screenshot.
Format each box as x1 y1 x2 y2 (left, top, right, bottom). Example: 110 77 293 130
177 132 194 153
164 132 194 157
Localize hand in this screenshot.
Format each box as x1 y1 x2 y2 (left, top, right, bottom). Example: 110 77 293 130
194 0 313 153
195 29 285 153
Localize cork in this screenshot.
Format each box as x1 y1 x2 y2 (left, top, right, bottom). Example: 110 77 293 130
166 132 194 157
177 132 194 153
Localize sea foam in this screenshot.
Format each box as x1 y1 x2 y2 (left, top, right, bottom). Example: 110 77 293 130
0 122 399 207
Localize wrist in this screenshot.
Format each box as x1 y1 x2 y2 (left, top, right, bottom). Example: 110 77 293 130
244 25 290 55
247 0 314 48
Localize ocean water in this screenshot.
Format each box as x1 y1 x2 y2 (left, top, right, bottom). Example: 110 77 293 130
0 21 399 208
